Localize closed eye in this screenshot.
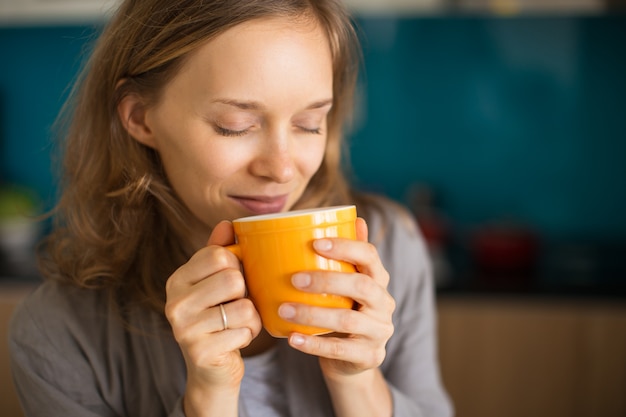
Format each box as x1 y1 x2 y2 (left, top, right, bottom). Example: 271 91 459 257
299 126 322 135
214 124 249 137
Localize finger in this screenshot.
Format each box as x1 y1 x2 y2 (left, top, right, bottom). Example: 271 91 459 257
313 238 389 288
355 217 368 242
167 267 247 319
287 333 388 370
217 299 263 337
165 262 246 332
291 271 394 314
207 220 236 246
168 244 240 289
184 327 256 369
279 299 394 338
279 302 391 338
169 298 262 346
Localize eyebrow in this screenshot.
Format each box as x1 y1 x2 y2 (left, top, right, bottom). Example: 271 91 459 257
212 98 333 111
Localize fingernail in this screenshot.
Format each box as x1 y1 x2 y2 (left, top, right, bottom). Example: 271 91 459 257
278 304 296 319
290 334 305 346
292 273 311 288
314 239 332 251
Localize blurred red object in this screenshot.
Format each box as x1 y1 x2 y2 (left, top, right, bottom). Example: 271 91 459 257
471 222 539 273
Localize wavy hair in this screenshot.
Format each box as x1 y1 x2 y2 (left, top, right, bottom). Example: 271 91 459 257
40 0 362 313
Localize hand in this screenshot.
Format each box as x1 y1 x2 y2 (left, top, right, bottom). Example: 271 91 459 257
165 221 263 390
278 217 395 380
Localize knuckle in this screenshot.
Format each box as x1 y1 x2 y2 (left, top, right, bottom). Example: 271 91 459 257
238 296 255 311
164 298 183 325
381 270 391 286
355 275 376 299
250 316 263 337
329 340 346 359
238 327 256 348
224 269 246 296
386 294 397 315
170 322 195 346
238 298 258 321
175 330 194 347
165 276 175 294
299 308 314 325
187 343 211 366
312 272 330 292
211 246 233 267
370 347 387 367
338 310 359 334
165 267 186 294
382 321 395 340
364 242 379 260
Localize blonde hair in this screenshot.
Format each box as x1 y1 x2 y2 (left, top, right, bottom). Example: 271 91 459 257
40 0 361 313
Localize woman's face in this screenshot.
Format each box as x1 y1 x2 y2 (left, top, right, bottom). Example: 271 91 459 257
140 17 333 241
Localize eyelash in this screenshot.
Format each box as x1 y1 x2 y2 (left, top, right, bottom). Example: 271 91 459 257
300 127 322 135
214 125 248 137
214 125 322 137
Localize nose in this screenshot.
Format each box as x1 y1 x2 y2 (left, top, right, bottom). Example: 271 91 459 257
249 132 296 183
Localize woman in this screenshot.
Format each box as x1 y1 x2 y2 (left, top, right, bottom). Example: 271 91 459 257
9 0 452 416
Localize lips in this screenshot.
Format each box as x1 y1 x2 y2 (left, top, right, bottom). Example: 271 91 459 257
230 194 289 215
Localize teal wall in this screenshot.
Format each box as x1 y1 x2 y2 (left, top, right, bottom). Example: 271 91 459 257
0 25 96 203
351 16 626 240
1 16 625 241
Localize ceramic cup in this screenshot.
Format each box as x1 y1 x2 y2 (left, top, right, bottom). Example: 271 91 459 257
227 205 357 337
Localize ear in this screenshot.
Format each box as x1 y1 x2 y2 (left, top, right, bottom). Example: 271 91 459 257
117 92 158 149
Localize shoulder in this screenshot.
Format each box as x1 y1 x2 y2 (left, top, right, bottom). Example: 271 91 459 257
354 193 434 311
8 281 114 406
9 280 183 416
11 279 108 328
354 193 426 262
9 280 111 356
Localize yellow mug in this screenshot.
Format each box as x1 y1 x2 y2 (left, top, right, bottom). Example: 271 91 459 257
227 205 357 338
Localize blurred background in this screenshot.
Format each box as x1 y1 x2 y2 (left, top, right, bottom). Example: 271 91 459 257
1 0 625 416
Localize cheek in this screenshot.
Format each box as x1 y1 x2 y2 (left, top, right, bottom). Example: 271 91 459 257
154 122 233 181
154 140 237 219
298 138 327 179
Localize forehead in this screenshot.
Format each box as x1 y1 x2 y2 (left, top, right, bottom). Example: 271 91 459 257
195 15 331 65
168 16 334 101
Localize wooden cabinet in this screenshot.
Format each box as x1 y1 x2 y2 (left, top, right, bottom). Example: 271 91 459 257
0 282 34 417
437 295 626 417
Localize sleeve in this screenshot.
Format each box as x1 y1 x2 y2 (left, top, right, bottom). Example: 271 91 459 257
8 293 188 417
9 300 118 417
367 200 454 417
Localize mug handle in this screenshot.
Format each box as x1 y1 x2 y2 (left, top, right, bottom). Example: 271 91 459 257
225 244 242 259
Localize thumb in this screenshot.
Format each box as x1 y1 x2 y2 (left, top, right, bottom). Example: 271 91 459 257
355 217 368 242
207 220 236 246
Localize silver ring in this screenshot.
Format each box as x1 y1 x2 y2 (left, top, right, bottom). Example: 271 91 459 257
219 303 228 330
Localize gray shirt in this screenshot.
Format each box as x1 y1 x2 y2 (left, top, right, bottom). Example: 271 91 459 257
9 196 453 417
241 346 288 416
